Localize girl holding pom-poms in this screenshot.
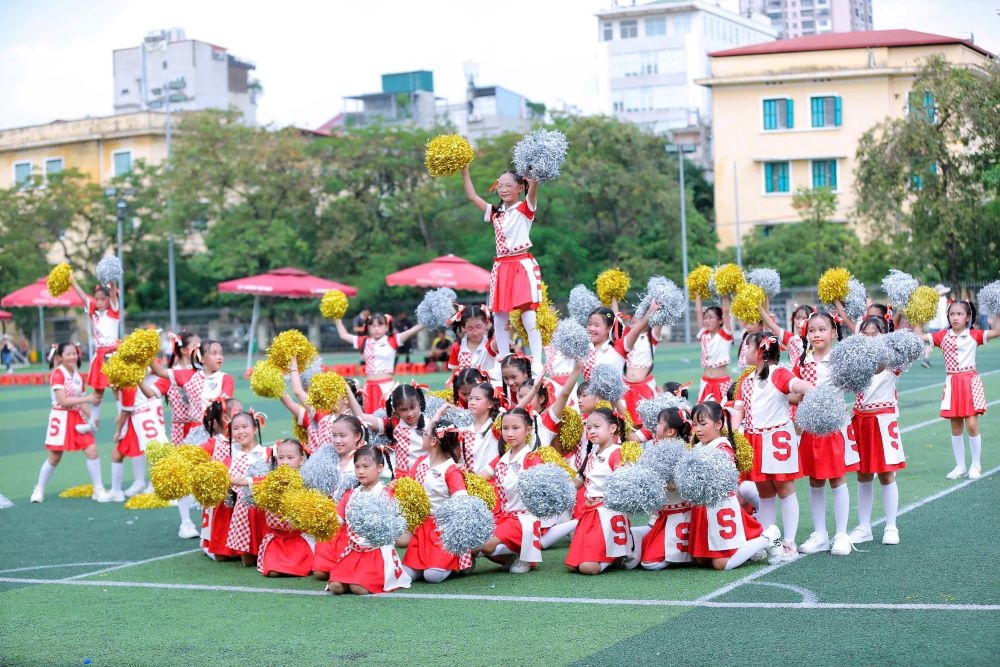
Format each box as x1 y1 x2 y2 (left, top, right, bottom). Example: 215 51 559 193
447 304 499 383
694 293 734 404
150 339 235 440
30 342 110 504
334 312 423 412
159 331 201 444
257 438 316 578
70 276 120 430
582 303 658 383
108 372 165 502
461 381 504 475
198 397 242 549
349 383 427 479
758 302 812 368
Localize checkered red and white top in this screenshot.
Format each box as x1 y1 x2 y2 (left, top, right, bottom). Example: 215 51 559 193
699 327 733 369
583 336 629 380
855 368 900 411
487 446 540 513
486 199 535 257
931 328 988 373
354 335 400 376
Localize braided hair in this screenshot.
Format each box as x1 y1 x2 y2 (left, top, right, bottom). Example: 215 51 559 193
384 383 426 443
691 400 735 452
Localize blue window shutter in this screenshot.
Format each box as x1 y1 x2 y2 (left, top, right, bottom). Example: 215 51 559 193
811 161 820 187
779 163 789 192
830 161 838 189
811 97 822 127
834 97 842 126
786 99 794 128
765 162 773 192
763 100 775 130
924 92 935 123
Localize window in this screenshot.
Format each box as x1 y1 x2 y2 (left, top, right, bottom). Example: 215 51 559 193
645 16 666 36
610 52 642 78
620 20 638 39
810 96 842 127
45 158 64 176
764 162 791 193
612 90 624 113
763 98 794 130
673 14 691 35
909 91 935 123
14 161 32 187
113 150 132 176
802 20 815 30
640 50 660 75
811 160 838 189
162 61 168 69
602 22 613 41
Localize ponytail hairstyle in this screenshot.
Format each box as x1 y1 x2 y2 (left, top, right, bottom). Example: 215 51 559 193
362 312 394 337
202 397 228 436
756 333 782 381
469 382 503 426
449 304 494 340
859 315 890 336
333 414 369 449
227 410 264 447
691 400 735 452
428 418 462 463
489 170 527 215
799 311 842 367
195 339 222 370
345 378 364 406
589 407 625 445
353 442 393 478
384 383 427 443
49 341 85 371
168 331 199 368
657 407 692 442
452 367 490 407
500 353 533 402
501 407 535 454
947 299 977 330
587 306 625 342
662 381 690 400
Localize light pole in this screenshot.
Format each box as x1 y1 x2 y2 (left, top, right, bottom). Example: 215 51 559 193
665 142 697 344
103 186 135 335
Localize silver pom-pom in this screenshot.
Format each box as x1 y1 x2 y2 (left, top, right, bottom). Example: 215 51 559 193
239 460 274 505
882 269 918 309
568 284 602 326
746 268 781 298
881 330 925 372
588 363 626 403
636 394 690 432
673 446 739 507
415 287 458 329
373 408 388 420
423 395 446 421
638 438 689 484
96 255 122 286
345 491 406 548
299 444 341 496
604 465 667 515
512 129 568 182
442 406 474 428
795 384 849 435
516 463 576 518
635 276 685 327
551 318 592 361
184 426 210 446
433 494 495 555
333 473 359 502
0 493 13 509
844 279 867 322
299 357 323 390
977 280 1000 316
829 334 884 393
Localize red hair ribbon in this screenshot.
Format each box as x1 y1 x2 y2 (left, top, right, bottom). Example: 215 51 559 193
47 343 59 362
947 297 955 305
492 386 512 411
831 313 844 326
212 396 229 417
488 179 499 193
479 305 492 322
434 424 460 438
673 382 692 397
799 320 809 338
167 331 180 345
248 408 267 429
410 380 429 391
448 304 466 325
679 408 692 427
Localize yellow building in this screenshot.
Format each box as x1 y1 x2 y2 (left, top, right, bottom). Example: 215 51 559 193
698 29 993 248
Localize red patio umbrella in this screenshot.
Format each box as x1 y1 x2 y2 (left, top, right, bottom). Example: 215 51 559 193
385 254 491 292
217 267 358 369
2 278 87 351
0 309 11 320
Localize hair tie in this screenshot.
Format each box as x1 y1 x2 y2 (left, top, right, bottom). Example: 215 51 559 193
410 380 429 391
47 344 59 362
479 305 492 322
673 381 692 397
679 408 692 427
248 408 267 429
488 179 499 193
434 425 459 438
448 304 466 325
947 297 954 305
831 313 843 326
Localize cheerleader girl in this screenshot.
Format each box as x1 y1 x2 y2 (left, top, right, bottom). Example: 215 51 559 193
324 444 411 594
330 415 367 478
479 408 543 574
451 367 491 409
150 339 234 439
401 418 471 583
213 410 270 565
276 357 331 455
916 300 1000 480
200 397 242 546
71 277 120 430
461 381 503 474
30 342 110 503
462 166 544 376
516 363 583 450
257 438 316 577
693 294 733 403
334 311 424 412
108 373 166 502
582 304 658 383
447 305 498 381
687 401 781 570
794 312 852 557
350 383 427 479
623 324 663 425
849 316 905 546
162 331 201 444
758 302 811 368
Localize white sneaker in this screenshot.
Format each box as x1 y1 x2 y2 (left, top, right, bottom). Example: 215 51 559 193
946 466 967 480
178 521 200 539
830 532 852 556
968 464 983 480
621 548 641 570
780 541 800 562
74 423 93 434
848 525 873 544
91 487 113 503
30 486 44 503
882 526 900 545
123 481 146 498
142 482 155 495
509 559 532 574
750 549 768 562
798 532 831 554
88 418 100 433
763 525 782 564
109 490 126 503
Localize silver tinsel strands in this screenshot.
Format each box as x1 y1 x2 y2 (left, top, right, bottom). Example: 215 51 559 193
552 318 592 361
184 426 210 446
433 494 495 555
96 255 123 286
881 330 925 371
795 385 849 435
345 491 406 548
746 268 781 298
512 129 568 182
588 363 626 403
829 334 884 393
423 395 446 421
635 276 685 327
636 394 690 431
673 446 739 507
299 357 323 390
978 280 1000 316
415 287 458 329
239 460 274 505
604 465 667 515
568 285 601 325
334 474 360 502
0 493 13 509
299 444 341 496
882 269 918 309
442 406 474 428
516 464 576 518
638 438 689 484
844 279 868 322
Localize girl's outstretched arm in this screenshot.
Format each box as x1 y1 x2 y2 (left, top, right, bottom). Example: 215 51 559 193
396 322 425 346
525 177 538 210
462 167 489 213
334 319 358 347
70 276 91 310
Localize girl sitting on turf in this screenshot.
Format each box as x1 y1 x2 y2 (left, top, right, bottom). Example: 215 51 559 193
257 438 316 578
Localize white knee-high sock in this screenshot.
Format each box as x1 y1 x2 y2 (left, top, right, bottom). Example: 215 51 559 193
881 481 899 528
739 481 760 510
809 485 827 537
36 460 56 489
402 565 421 581
598 562 611 572
423 568 451 583
832 484 849 536
132 455 147 485
493 312 511 358
969 435 982 468
519 310 544 376
491 543 515 557
630 525 651 546
856 480 873 528
541 520 577 548
641 561 668 571
780 494 800 544
758 496 777 530
724 535 771 571
85 458 104 488
951 434 966 468
177 494 193 523
111 461 124 494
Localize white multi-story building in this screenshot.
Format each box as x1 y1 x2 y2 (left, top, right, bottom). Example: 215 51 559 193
735 0 873 39
595 1 776 174
113 28 259 125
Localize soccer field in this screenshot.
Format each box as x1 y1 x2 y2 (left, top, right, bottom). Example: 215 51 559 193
1 343 998 666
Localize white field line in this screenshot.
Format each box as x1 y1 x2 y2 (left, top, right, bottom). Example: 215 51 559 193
899 398 1000 434
751 582 819 604
62 549 200 580
0 576 997 612
0 562 125 574
898 367 998 396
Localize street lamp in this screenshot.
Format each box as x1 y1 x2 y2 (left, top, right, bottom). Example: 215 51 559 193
665 142 697 344
103 186 135 335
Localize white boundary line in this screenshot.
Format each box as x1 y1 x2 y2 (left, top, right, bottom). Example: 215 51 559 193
900 397 1000 434
898 368 998 396
62 549 200 580
0 562 125 574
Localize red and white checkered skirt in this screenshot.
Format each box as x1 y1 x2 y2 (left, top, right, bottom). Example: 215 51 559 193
940 371 987 418
489 252 541 313
698 375 732 404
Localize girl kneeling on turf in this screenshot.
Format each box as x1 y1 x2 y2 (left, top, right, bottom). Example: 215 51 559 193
257 438 316 578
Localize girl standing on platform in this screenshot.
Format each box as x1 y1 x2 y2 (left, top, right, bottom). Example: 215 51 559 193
693 294 733 403
71 277 120 431
334 312 424 413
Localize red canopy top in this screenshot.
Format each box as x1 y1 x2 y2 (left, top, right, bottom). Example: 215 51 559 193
0 309 11 320
385 254 491 292
217 267 358 298
1 278 86 308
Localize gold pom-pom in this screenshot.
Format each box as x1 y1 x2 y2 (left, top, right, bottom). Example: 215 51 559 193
904 285 939 326
557 408 583 454
734 365 756 401
253 465 304 514
621 440 643 465
426 388 454 405
266 329 318 373
535 445 577 477
47 263 72 297
392 477 432 532
320 290 349 321
191 460 231 507
731 283 766 324
144 441 174 466
307 371 348 413
293 420 309 445
713 263 745 297
492 413 504 434
281 488 340 541
102 354 147 388
595 269 631 307
117 328 161 366
687 265 712 300
595 400 636 436
733 431 753 474
817 267 852 304
174 444 210 467
424 134 475 177
150 455 193 501
511 282 559 347
123 493 172 510
58 484 94 498
462 471 498 511
250 360 286 399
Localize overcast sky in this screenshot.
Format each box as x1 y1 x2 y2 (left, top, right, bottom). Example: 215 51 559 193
1 0 997 131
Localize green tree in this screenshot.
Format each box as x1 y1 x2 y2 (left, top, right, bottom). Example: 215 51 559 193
791 185 838 269
741 222 861 283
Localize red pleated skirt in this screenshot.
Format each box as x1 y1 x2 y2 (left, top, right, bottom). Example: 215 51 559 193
402 517 461 571
257 530 314 577
799 430 846 480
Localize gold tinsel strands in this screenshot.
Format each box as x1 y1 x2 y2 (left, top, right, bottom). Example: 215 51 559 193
281 488 340 541
904 285 939 326
426 388 454 405
292 420 309 445
150 456 193 500
595 400 636 436
47 263 72 297
535 446 577 477
144 441 174 466
734 365 756 401
102 354 147 388
557 408 583 454
307 371 348 413
731 283 767 324
58 484 93 498
687 265 712 300
713 263 745 297
117 328 161 366
123 493 172 510
267 330 318 373
731 430 753 474
621 440 643 465
817 267 853 304
511 281 559 347
462 472 498 511
392 477 432 532
250 360 286 399
253 465 304 514
424 134 475 177
595 269 630 307
320 289 349 321
173 444 210 467
190 460 231 507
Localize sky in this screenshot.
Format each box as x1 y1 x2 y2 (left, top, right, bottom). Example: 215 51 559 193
1 0 998 132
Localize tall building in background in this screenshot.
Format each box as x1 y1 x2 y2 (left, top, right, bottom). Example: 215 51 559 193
595 1 776 177
734 0 873 38
113 28 260 125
